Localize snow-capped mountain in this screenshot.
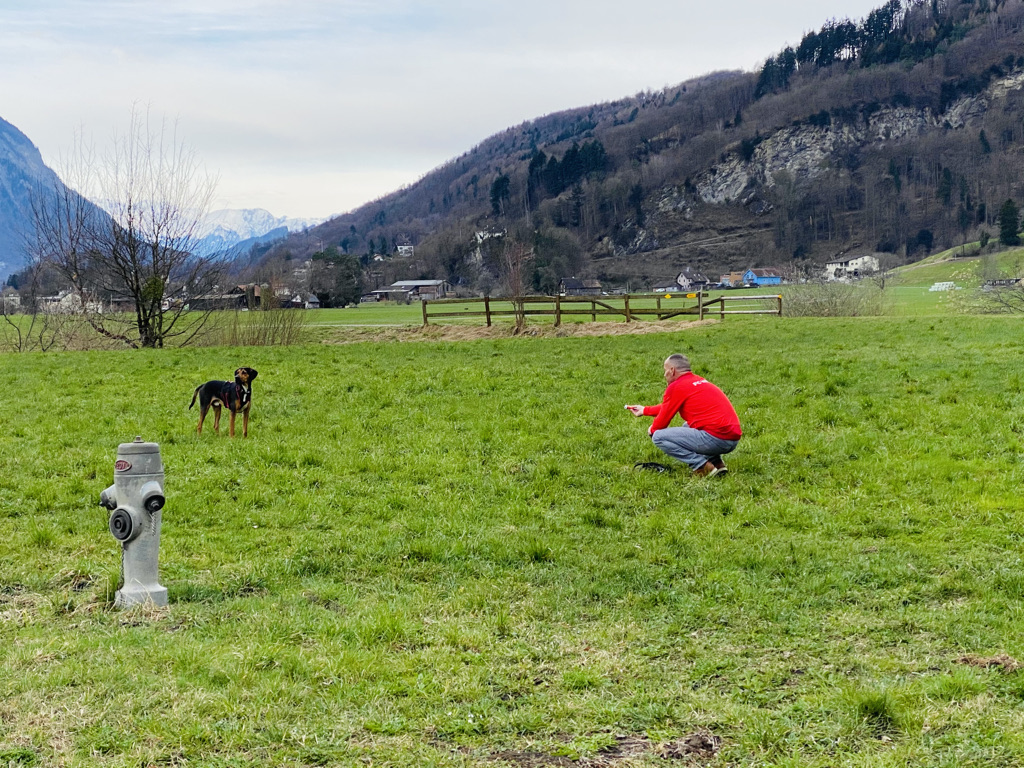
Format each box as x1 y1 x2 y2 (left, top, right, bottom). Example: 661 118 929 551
197 208 324 256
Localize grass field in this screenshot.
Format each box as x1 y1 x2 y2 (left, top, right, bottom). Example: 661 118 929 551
4 314 1024 766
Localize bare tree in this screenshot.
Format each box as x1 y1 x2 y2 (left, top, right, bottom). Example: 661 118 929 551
499 236 534 331
31 106 221 348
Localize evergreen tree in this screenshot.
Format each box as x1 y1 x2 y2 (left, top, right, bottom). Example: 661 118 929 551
936 168 954 206
998 199 1021 246
490 173 511 216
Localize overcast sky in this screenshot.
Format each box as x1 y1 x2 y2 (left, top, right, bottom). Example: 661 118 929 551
0 0 884 220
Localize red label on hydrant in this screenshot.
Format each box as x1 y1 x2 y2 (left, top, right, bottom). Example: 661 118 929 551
114 460 132 472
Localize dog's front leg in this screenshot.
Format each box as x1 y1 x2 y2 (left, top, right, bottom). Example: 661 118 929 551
229 410 236 437
243 409 249 438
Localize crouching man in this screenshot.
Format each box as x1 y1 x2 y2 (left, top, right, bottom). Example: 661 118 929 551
626 353 742 477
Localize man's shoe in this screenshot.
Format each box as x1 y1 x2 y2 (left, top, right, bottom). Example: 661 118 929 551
709 456 728 476
693 462 717 478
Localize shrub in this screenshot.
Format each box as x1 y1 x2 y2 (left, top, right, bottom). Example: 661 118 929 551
782 281 891 317
212 308 308 346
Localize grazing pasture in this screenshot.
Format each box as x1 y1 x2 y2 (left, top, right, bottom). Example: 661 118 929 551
2 315 1024 766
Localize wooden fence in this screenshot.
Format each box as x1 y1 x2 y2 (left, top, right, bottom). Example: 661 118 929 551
421 292 783 326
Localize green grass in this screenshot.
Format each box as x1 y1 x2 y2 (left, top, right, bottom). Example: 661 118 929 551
3 316 1024 765
893 245 1024 288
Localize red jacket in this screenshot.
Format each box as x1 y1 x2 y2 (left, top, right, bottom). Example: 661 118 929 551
643 372 742 440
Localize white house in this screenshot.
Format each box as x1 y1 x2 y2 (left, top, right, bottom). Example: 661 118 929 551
675 269 710 290
39 290 104 315
1 289 20 313
824 255 880 281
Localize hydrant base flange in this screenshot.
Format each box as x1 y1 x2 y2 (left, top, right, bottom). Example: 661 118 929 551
115 583 168 608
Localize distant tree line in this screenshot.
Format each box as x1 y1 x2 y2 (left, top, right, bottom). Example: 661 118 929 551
755 0 1007 99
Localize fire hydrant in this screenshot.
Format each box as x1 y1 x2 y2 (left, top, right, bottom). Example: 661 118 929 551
99 437 167 608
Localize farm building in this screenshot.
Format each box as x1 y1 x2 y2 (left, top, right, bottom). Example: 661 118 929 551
372 280 450 301
288 294 321 309
558 278 602 296
190 284 263 311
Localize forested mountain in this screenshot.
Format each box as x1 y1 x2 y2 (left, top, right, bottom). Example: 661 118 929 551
257 0 1024 293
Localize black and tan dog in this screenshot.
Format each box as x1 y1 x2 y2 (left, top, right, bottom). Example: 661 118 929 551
189 367 258 437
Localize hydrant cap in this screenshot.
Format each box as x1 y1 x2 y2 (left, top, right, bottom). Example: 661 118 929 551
117 440 162 456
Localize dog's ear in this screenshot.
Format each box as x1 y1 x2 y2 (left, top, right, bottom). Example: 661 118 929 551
247 368 258 381
234 368 243 381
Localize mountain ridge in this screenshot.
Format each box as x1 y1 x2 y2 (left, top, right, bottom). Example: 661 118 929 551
0 117 66 280
252 0 1024 294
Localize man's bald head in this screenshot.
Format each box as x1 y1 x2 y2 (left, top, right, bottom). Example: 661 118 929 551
665 354 691 373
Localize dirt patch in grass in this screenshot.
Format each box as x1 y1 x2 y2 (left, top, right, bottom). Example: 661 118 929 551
323 320 718 345
957 653 1021 672
491 732 720 766
658 730 723 760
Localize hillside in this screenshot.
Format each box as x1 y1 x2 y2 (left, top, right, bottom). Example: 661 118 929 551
249 0 1024 297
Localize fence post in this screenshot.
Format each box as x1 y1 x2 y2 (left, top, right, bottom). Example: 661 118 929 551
777 294 783 316
591 300 596 323
624 294 632 323
698 290 704 321
656 295 662 320
720 298 725 320
554 295 561 327
422 299 429 326
484 295 492 327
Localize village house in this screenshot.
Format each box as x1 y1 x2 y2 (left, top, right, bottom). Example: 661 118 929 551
651 279 681 293
675 268 711 291
38 290 104 315
742 268 783 287
824 255 880 282
1 288 21 313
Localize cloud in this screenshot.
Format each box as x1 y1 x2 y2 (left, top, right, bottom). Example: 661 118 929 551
0 0 885 218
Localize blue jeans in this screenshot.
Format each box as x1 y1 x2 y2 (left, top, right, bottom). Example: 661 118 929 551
651 427 739 471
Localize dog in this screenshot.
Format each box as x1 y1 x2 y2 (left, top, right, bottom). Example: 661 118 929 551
189 367 258 437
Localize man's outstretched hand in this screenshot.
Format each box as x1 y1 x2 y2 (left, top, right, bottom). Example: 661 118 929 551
624 405 644 416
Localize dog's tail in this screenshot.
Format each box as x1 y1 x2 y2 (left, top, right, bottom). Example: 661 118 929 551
189 386 200 410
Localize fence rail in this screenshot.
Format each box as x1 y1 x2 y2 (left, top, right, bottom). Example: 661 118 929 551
421 292 782 326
